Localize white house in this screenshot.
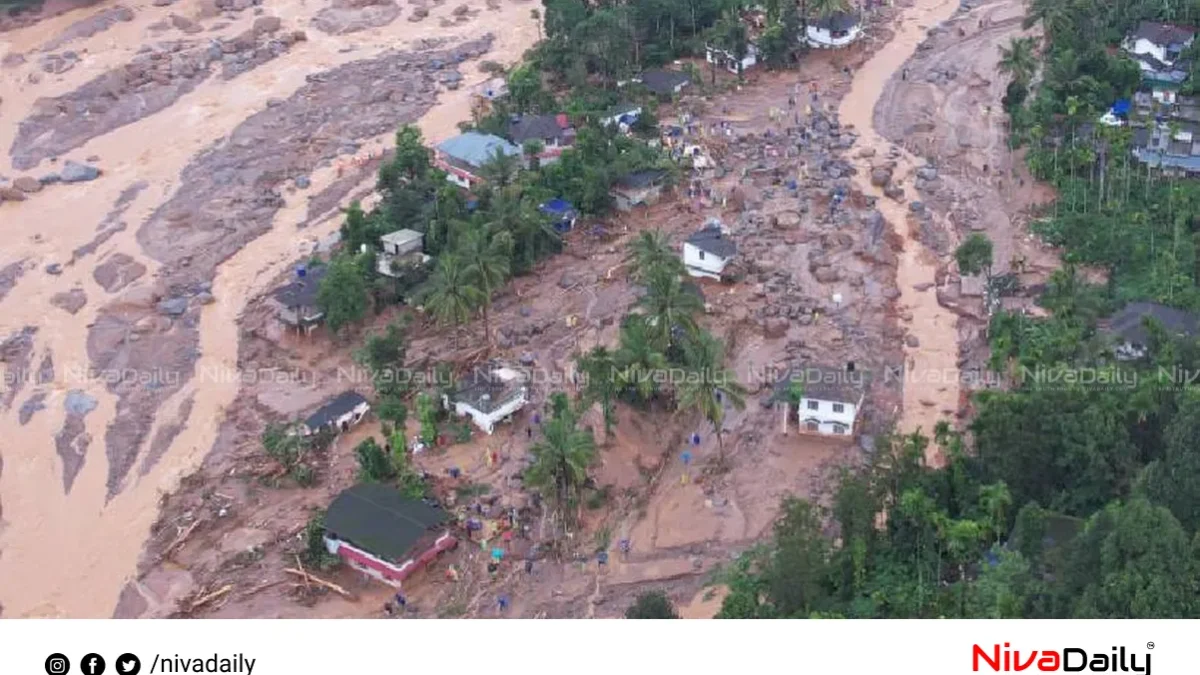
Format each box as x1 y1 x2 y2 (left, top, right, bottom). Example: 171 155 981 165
682 221 736 280
375 229 429 277
1124 22 1194 69
806 11 863 49
300 390 370 436
600 103 643 130
773 365 866 437
1100 301 1200 360
443 363 529 434
706 43 759 74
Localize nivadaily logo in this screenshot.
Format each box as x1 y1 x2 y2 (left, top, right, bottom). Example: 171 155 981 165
973 643 1151 674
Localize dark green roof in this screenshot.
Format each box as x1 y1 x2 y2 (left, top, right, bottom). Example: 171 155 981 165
324 483 448 562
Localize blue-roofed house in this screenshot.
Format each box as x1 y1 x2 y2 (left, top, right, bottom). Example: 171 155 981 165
434 132 523 189
539 198 578 233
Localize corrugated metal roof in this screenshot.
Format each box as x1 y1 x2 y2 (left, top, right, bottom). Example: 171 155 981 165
436 132 521 168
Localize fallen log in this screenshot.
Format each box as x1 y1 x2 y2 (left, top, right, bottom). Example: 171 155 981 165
284 568 354 599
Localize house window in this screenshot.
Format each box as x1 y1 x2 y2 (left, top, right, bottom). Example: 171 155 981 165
698 250 706 260
832 403 845 414
807 400 819 411
832 424 847 435
806 421 819 432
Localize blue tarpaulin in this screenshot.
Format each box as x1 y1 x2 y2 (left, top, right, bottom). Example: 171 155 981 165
1111 99 1131 116
539 198 577 233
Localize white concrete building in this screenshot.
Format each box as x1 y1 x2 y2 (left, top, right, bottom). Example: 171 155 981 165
1124 22 1194 69
682 221 736 280
706 43 759 74
375 229 429 277
1100 301 1200 361
806 12 863 49
300 391 370 436
443 363 529 434
773 365 866 437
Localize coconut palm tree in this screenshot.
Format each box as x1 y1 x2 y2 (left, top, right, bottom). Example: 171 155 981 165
998 36 1038 86
423 254 484 346
524 395 596 524
626 229 685 282
978 481 1012 545
479 147 521 189
614 316 669 404
675 331 746 464
636 267 705 351
577 346 619 436
459 226 512 351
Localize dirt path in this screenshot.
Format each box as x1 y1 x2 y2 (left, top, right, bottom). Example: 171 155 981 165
838 0 962 461
0 0 538 618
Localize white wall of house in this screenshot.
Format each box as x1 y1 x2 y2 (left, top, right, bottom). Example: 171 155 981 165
451 390 528 434
600 107 642 128
1115 341 1148 361
445 171 472 189
806 24 862 49
1129 37 1170 64
706 46 757 74
301 401 370 436
682 242 730 279
797 396 858 436
279 306 324 326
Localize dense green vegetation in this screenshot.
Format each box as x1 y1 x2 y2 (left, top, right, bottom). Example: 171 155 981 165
626 590 681 618
717 0 1200 619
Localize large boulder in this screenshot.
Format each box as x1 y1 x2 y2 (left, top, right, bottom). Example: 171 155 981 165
14 176 42 193
0 187 27 201
870 166 892 187
253 16 282 35
60 161 101 183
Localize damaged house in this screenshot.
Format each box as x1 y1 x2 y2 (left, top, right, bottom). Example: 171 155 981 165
443 362 530 434
273 264 328 334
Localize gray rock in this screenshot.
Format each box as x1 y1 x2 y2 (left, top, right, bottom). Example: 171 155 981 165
884 184 905 201
518 351 535 366
60 161 101 183
558 272 578 289
870 166 892 187
39 174 62 185
14 176 42 193
156 297 189 315
917 166 938 181
45 263 63 275
294 175 311 189
909 201 925 213
905 335 920 348
196 291 215 304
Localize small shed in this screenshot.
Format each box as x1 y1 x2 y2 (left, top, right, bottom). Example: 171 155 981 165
274 264 329 333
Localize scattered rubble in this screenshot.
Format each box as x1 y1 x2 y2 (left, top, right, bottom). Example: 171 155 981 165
312 0 402 35
56 390 100 493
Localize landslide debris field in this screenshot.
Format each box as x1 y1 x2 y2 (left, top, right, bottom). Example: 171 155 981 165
0 0 1055 618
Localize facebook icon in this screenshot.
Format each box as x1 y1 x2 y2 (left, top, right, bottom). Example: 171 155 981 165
80 654 106 675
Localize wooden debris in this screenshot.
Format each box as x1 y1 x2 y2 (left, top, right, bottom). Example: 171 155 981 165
162 519 203 559
284 568 353 599
188 584 232 611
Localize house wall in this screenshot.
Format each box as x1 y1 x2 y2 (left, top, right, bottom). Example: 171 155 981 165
1130 37 1170 64
279 306 324 327
452 389 528 434
682 242 729 279
301 401 370 436
706 47 757 73
796 396 858 436
435 152 477 188
613 185 662 211
324 532 457 587
806 24 862 48
601 107 642 128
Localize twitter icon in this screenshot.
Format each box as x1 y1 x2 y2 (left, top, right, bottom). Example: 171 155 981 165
114 654 141 675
